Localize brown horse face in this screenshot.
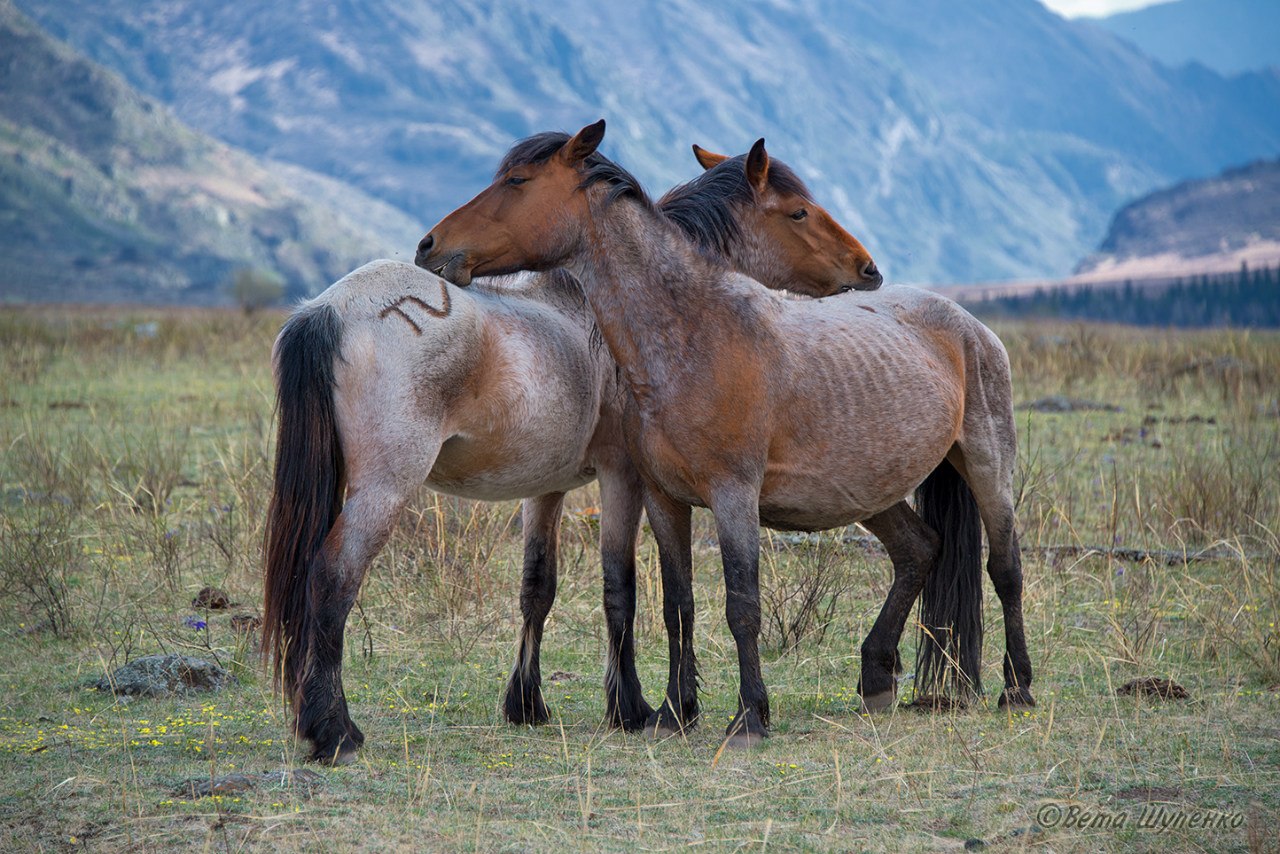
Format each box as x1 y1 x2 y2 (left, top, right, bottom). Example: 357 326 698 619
698 140 882 296
417 121 606 285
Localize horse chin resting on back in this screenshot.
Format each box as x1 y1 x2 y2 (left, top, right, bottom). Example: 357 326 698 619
263 132 883 764
419 119 1035 751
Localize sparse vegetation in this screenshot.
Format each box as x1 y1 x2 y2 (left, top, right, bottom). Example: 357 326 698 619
0 307 1277 851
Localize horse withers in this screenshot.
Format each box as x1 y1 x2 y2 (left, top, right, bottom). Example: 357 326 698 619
419 120 1035 748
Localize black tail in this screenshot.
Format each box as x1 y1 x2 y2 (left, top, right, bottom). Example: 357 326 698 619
263 303 345 707
914 458 984 699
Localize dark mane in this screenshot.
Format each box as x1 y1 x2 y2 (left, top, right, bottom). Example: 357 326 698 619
658 155 812 256
497 131 654 211
495 132 571 176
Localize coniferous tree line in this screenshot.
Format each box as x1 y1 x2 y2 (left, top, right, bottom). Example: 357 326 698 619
968 263 1279 328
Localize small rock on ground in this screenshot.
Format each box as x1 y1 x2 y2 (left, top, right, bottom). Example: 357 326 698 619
547 671 579 682
1116 677 1189 700
1114 785 1182 802
192 586 232 610
230 613 262 635
1020 395 1122 413
172 768 323 799
903 694 968 712
95 653 233 697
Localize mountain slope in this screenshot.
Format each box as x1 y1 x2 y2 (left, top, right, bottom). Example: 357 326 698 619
1077 158 1280 278
0 1 422 303
1091 0 1280 76
11 0 1280 285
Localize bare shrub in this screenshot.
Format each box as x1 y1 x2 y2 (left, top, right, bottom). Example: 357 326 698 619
104 425 192 516
1157 417 1279 544
7 427 99 511
117 509 191 590
378 489 519 658
761 535 849 654
1190 529 1280 685
1105 559 1166 667
198 433 273 580
0 504 80 636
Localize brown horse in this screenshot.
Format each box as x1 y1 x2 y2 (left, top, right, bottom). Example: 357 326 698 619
264 133 880 763
419 120 1035 748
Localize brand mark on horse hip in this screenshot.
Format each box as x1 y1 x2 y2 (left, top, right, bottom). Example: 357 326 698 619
378 280 452 334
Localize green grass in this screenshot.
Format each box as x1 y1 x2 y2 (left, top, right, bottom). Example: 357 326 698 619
1 306 1278 851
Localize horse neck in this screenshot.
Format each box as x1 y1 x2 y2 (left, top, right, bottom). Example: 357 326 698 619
658 202 769 290
567 196 748 406
719 228 792 294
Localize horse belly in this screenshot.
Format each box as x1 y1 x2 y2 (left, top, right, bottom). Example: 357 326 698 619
758 483 894 532
426 419 595 501
758 475 888 531
758 421 955 532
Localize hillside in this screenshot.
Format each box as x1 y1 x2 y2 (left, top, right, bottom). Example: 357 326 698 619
1077 158 1280 278
13 0 1280 287
1092 0 1280 76
0 1 422 303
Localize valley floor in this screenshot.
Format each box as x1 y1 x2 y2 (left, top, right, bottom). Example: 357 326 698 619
0 307 1277 852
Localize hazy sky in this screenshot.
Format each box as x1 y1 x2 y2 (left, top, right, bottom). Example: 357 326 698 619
1040 0 1168 17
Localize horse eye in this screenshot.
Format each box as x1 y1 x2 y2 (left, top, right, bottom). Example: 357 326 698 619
790 208 808 221
505 175 528 187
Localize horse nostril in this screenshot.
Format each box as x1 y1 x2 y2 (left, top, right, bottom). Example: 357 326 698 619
417 234 435 256
862 260 879 280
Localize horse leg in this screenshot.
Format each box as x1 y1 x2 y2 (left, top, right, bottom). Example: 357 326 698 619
296 488 406 764
950 449 1036 708
712 488 769 748
503 492 565 725
642 486 698 737
598 463 653 731
857 501 940 711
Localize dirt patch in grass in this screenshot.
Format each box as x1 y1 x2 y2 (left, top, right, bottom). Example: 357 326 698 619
1116 677 1190 700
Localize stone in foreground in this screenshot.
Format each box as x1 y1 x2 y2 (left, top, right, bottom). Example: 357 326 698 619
172 768 323 800
95 653 233 697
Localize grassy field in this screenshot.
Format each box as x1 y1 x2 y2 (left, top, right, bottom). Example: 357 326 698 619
0 306 1277 852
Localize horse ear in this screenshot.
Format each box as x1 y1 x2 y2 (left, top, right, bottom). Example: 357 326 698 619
561 119 607 165
745 138 770 195
692 144 729 171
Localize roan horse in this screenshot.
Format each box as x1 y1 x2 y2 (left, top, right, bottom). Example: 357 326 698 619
419 120 1036 748
264 134 881 763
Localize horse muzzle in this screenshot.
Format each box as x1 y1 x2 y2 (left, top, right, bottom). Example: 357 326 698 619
415 244 473 287
836 261 884 293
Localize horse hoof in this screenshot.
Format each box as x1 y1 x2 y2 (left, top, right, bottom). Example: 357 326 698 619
646 722 680 740
311 740 360 766
319 748 359 767
859 689 897 713
643 706 691 740
609 699 656 733
502 685 551 726
998 687 1036 709
724 729 765 750
723 708 768 748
